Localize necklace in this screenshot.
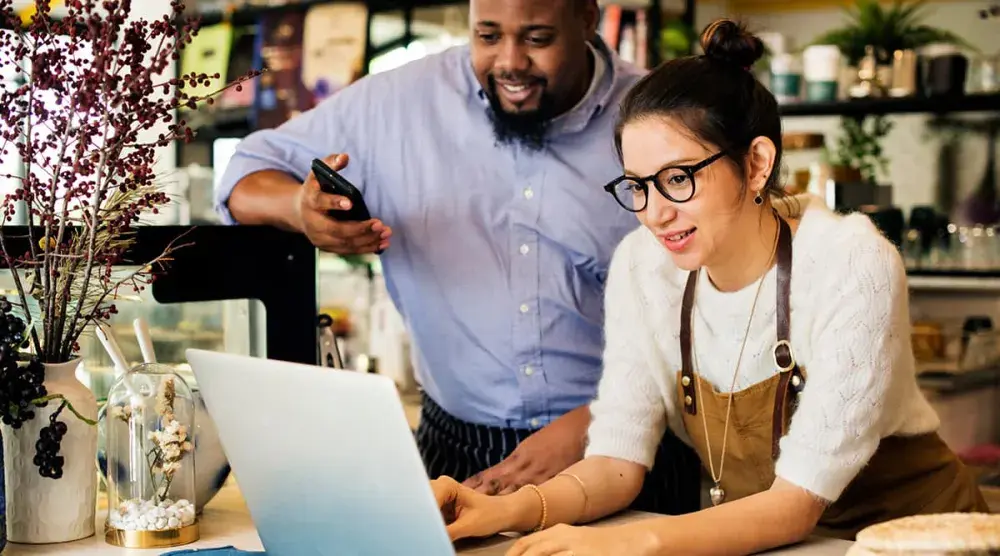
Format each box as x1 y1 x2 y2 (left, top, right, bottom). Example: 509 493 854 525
694 214 780 506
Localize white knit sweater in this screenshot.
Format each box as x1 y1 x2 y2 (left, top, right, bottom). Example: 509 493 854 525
584 195 941 502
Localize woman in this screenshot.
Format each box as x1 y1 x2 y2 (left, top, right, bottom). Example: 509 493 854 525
430 18 989 556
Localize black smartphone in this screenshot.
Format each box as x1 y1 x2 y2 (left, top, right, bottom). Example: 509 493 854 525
311 158 372 221
311 158 383 254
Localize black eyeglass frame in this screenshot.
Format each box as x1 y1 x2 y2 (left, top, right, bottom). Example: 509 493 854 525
603 151 728 212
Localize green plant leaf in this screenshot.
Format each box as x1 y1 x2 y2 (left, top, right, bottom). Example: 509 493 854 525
808 0 976 65
903 26 978 52
833 115 893 184
659 19 695 59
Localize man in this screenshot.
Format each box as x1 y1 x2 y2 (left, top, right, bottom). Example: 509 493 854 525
216 0 701 514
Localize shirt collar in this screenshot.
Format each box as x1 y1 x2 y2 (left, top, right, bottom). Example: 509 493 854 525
557 41 608 117
469 35 622 136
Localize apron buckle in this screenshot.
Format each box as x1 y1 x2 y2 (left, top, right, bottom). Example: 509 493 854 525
772 340 796 373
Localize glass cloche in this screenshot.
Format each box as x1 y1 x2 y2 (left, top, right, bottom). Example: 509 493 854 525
103 363 199 548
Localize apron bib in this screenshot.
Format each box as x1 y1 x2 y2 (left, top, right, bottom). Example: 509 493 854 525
674 215 988 539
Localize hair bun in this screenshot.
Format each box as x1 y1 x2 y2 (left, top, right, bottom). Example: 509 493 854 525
700 19 765 70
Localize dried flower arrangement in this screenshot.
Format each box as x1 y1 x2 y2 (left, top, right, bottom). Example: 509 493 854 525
108 375 196 532
0 0 256 480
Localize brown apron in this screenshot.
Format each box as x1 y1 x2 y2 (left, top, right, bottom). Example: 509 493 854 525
675 215 989 540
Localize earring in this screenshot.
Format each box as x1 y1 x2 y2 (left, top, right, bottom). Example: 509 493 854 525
754 191 763 206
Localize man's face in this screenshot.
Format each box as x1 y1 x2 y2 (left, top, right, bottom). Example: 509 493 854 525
469 0 597 148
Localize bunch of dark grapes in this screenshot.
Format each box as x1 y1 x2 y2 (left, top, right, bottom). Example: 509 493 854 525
0 296 63 478
0 297 47 430
34 402 67 479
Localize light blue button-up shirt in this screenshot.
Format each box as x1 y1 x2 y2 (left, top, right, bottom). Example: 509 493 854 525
216 39 644 429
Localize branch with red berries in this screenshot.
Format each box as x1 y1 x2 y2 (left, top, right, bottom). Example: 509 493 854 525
0 0 260 364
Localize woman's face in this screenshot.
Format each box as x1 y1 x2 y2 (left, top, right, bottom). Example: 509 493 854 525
620 116 754 271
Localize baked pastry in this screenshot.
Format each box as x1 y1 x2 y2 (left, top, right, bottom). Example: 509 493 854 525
847 513 1000 555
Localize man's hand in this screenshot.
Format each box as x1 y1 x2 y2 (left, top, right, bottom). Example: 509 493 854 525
464 405 590 495
292 153 392 254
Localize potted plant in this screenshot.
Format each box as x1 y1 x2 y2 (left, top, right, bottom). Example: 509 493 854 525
831 115 895 184
0 0 254 544
810 0 975 95
659 19 696 62
812 0 973 67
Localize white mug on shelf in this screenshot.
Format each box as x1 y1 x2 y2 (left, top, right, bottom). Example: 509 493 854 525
803 45 842 102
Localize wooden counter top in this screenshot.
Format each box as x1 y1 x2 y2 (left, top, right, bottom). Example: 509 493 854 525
2 481 852 555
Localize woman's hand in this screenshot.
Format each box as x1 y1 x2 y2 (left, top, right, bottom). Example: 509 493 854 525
432 475 518 541
505 523 659 556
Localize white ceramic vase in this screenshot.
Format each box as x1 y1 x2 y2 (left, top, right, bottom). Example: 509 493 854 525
1 358 98 544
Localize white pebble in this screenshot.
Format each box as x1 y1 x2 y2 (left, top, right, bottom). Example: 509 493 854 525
108 498 196 531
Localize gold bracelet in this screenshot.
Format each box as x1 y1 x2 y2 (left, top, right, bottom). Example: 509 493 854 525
521 484 547 532
557 472 589 517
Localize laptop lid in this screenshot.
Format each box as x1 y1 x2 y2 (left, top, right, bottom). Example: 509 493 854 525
185 349 455 556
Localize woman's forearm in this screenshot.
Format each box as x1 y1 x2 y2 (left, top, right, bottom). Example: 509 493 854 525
500 456 646 533
640 480 826 555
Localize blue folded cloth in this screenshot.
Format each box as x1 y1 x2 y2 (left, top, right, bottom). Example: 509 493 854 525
161 546 265 555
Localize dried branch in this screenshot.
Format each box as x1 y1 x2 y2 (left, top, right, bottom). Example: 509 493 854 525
0 0 260 363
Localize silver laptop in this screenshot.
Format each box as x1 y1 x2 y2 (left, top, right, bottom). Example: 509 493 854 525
185 349 455 556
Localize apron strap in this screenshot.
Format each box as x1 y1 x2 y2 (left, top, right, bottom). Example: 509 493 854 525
680 271 699 414
677 213 806 459
770 216 806 459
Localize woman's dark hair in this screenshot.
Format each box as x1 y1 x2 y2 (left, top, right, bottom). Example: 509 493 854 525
614 19 783 200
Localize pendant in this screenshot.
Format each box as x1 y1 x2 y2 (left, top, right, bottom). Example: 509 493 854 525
710 483 726 506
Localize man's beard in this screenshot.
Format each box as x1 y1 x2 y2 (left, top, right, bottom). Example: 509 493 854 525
484 75 555 152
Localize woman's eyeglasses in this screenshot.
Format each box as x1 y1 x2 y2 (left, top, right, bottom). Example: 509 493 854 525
603 151 727 212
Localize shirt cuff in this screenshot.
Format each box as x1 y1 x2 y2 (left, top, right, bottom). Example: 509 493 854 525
584 420 661 470
774 437 865 502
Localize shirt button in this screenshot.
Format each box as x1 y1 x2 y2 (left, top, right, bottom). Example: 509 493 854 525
524 366 534 376
530 418 540 428
523 187 534 199
519 244 530 255
519 303 529 313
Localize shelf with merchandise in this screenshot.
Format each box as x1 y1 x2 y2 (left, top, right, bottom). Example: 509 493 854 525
779 92 1000 118
194 0 469 26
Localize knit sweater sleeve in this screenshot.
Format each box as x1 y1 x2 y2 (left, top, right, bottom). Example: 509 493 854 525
584 232 668 469
774 217 912 502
